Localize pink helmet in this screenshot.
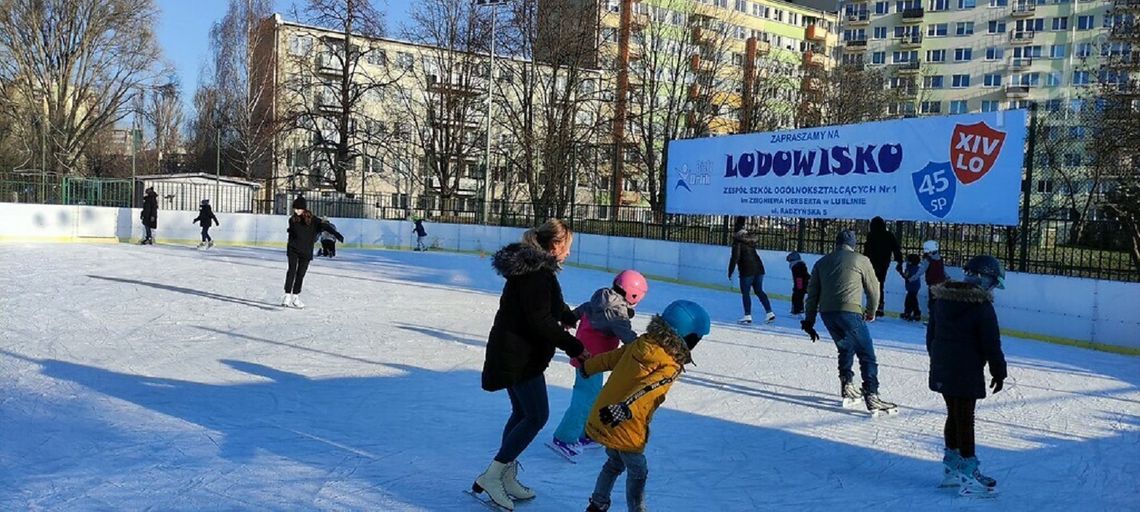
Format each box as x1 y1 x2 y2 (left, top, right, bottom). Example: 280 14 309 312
613 270 649 306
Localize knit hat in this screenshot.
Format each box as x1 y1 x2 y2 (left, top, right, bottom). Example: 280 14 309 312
292 195 307 210
836 229 857 249
786 251 802 263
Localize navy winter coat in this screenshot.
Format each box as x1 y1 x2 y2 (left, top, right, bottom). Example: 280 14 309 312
482 243 584 391
926 281 1007 399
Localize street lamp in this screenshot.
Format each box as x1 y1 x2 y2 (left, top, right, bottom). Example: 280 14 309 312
474 0 510 223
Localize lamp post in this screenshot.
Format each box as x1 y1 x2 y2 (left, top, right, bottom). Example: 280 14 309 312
215 118 223 208
474 0 509 223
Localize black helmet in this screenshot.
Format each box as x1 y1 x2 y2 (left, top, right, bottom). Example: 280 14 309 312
964 255 1005 290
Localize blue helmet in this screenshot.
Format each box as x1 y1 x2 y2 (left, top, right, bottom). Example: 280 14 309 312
661 300 711 346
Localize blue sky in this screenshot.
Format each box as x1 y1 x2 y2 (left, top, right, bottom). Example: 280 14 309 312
156 0 413 115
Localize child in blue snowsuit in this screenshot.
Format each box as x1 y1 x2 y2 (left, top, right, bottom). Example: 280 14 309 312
901 253 922 321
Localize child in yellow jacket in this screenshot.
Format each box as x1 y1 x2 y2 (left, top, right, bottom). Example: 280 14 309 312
580 300 711 512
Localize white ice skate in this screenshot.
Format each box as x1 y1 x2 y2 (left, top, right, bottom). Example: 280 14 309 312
957 457 998 498
470 461 515 510
764 312 777 324
289 294 305 309
737 315 752 325
939 448 962 488
280 293 293 307
502 461 535 501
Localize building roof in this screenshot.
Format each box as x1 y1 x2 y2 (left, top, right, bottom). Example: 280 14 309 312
136 173 263 188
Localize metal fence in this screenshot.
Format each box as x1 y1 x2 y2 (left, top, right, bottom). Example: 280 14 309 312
2 174 1136 282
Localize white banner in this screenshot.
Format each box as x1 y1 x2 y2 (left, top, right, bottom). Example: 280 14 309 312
665 111 1028 225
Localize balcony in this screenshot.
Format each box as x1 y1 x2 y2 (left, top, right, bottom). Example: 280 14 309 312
316 93 339 113
316 53 341 75
894 60 921 73
1011 2 1036 17
846 11 871 25
803 52 826 68
895 86 918 98
427 74 483 97
688 83 701 100
1106 52 1140 68
753 39 772 55
806 25 828 41
902 8 925 22
1111 22 1139 39
845 39 869 51
1005 84 1031 98
1010 30 1036 44
691 26 713 45
1113 0 1140 8
898 34 923 48
1009 57 1033 70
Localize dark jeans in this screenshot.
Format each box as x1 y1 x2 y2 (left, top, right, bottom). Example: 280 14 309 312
943 395 977 458
495 373 549 463
319 239 336 257
791 288 806 314
877 278 886 313
143 225 154 242
904 291 920 319
284 252 312 294
591 448 648 512
820 311 879 394
201 226 212 242
738 274 772 316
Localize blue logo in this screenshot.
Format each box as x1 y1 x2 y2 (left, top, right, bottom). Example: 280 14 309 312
673 164 710 193
911 161 956 219
674 178 692 192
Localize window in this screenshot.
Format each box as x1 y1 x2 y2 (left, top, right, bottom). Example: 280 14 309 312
930 0 950 11
874 26 889 39
1015 46 1043 59
1076 42 1093 57
1070 126 1087 138
1045 99 1063 112
927 49 947 62
1051 17 1068 31
365 49 386 66
988 20 1006 33
1077 15 1094 30
892 50 918 62
924 75 945 88
1072 70 1090 85
981 100 1002 112
954 48 973 61
983 73 1002 87
958 0 976 7
986 47 1004 60
927 23 948 36
872 51 887 64
396 52 414 70
289 35 313 56
1050 44 1066 59
988 0 1007 5
952 74 970 87
875 1 891 14
921 101 943 114
1046 72 1062 87
1017 18 1044 32
950 100 968 114
735 0 748 12
956 22 974 35
1064 153 1083 167
1036 179 1054 193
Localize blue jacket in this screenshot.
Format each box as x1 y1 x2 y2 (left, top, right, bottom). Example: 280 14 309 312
904 262 921 293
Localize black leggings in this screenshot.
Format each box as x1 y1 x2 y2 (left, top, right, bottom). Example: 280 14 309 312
284 252 312 294
943 395 978 458
201 226 212 242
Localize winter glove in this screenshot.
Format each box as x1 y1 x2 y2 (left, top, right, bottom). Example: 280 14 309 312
599 402 633 428
989 377 1004 394
336 234 344 242
627 307 635 318
560 310 579 329
800 319 820 343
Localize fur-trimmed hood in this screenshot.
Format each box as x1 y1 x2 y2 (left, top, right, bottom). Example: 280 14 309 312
491 242 560 277
930 281 993 303
645 314 693 366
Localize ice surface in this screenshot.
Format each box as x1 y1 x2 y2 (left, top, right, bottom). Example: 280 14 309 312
1 243 1138 511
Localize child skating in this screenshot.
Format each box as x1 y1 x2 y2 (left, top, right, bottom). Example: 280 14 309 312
192 199 219 249
786 252 810 320
581 300 710 512
413 217 428 251
927 255 1007 498
316 223 338 257
549 270 648 461
900 253 922 321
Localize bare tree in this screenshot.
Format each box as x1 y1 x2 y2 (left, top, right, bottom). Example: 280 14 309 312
186 79 223 175
494 0 607 218
800 63 897 128
0 0 167 176
279 0 390 193
395 0 489 205
738 46 800 134
135 80 184 173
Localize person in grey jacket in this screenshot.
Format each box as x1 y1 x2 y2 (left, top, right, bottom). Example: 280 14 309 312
802 228 896 413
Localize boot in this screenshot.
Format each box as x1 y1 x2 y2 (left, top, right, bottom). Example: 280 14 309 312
502 461 535 500
841 378 863 407
957 456 997 497
939 448 962 488
737 314 752 325
290 294 305 309
281 293 293 306
473 461 514 510
864 393 897 416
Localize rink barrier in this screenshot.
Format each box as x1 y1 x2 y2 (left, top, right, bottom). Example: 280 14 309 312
1 202 1137 354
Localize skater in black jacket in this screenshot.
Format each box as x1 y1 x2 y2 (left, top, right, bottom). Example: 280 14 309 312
927 254 1007 497
728 216 774 325
862 216 903 318
281 196 342 309
786 252 810 319
192 199 219 249
140 187 158 245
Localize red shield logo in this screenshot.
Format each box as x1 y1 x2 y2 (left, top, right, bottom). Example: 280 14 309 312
950 122 1007 185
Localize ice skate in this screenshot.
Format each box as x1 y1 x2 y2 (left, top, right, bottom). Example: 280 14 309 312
586 499 610 512
737 315 752 325
577 436 602 450
280 293 293 307
939 448 962 488
764 311 776 324
289 294 305 309
502 461 534 501
863 393 898 417
470 461 514 510
840 379 863 408
207 240 214 249
196 242 205 249
957 457 998 498
546 438 580 462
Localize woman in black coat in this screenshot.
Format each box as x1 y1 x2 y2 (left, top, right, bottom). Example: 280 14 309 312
926 255 1007 495
728 216 773 324
862 216 903 317
473 218 586 510
140 187 159 245
282 196 342 309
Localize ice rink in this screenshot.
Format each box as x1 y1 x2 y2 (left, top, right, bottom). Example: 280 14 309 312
2 243 1138 511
